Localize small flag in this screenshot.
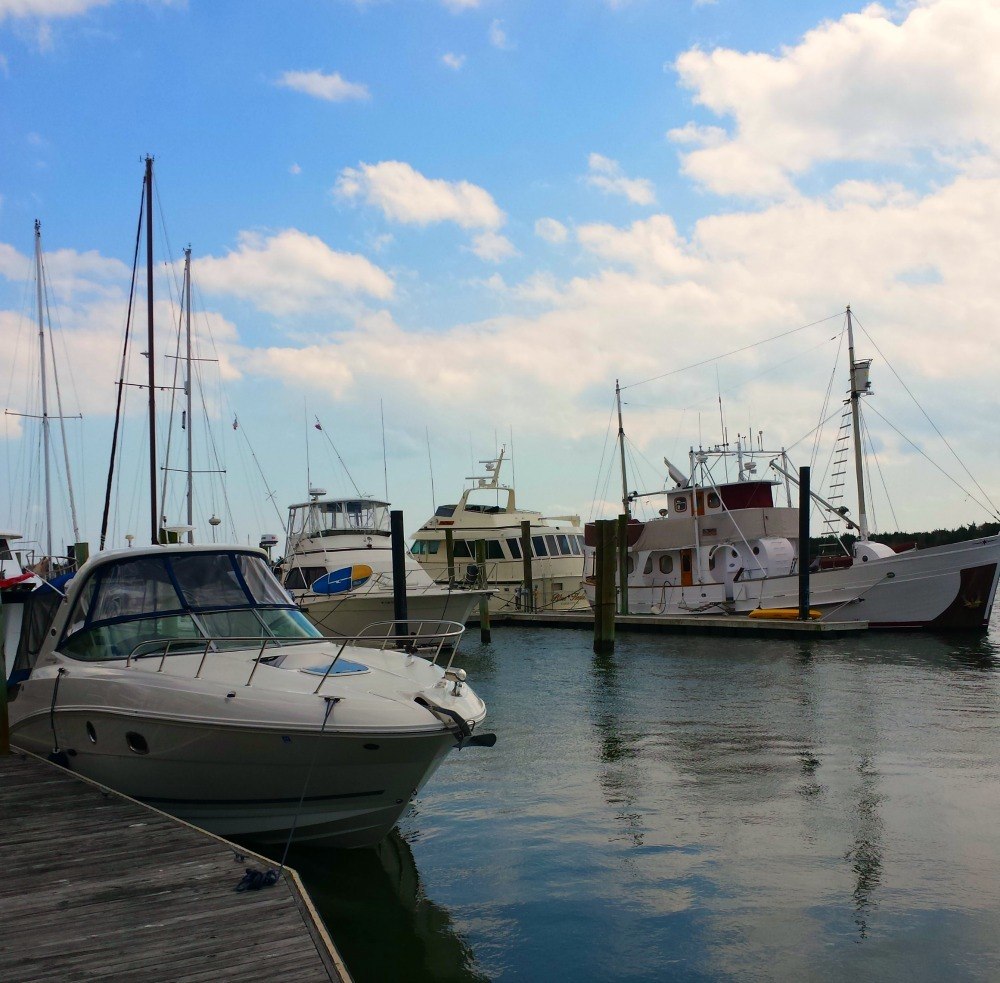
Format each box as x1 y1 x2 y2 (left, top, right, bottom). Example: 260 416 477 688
232 417 239 430
314 422 322 431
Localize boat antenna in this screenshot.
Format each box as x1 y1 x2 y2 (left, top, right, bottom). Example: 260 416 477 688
100 180 144 550
846 305 869 542
33 221 53 560
616 379 630 520
144 155 158 546
509 424 515 490
381 398 389 499
304 398 311 491
184 246 194 542
425 425 436 511
314 416 361 496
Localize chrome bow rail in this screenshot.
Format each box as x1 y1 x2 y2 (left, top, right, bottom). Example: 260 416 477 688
125 619 466 693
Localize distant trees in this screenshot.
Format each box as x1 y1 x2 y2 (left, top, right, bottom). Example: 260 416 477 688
811 522 1000 555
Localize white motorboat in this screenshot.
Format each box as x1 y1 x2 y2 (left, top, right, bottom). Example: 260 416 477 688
584 308 1000 629
6 543 493 846
277 493 491 640
411 446 588 612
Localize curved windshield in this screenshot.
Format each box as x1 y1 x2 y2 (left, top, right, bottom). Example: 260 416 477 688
59 550 321 662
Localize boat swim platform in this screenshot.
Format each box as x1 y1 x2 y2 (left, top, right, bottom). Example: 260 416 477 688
0 749 351 983
475 610 868 637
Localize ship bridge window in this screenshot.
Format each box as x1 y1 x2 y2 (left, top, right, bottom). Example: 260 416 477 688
411 540 440 556
486 541 505 560
545 535 558 555
707 492 721 509
0 539 11 561
453 540 474 558
659 555 674 574
284 567 327 590
532 536 547 557
557 535 571 555
674 498 688 513
507 538 522 559
570 536 582 556
435 505 457 517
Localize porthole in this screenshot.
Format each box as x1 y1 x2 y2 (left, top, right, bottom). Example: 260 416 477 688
86 721 97 744
125 731 149 755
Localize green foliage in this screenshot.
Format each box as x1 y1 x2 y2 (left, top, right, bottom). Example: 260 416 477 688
811 522 1000 554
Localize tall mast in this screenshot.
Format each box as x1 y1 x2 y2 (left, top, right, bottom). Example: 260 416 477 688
846 305 869 542
184 246 194 544
145 156 158 546
616 379 630 520
34 220 53 560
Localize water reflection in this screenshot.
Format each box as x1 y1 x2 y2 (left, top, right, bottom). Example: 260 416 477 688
282 833 487 983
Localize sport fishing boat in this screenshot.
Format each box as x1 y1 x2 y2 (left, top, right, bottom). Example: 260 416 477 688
277 492 491 640
584 308 1000 629
6 543 493 846
411 447 588 612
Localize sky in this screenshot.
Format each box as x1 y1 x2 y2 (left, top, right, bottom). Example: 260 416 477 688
2 0 1000 556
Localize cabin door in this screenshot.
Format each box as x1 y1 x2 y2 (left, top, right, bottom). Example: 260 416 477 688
680 549 694 587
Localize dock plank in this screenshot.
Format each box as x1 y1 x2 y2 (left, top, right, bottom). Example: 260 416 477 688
0 750 349 982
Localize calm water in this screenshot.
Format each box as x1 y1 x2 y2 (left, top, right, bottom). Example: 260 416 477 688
281 625 1000 982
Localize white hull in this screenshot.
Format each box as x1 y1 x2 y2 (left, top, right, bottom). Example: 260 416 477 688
601 536 1000 629
10 707 455 847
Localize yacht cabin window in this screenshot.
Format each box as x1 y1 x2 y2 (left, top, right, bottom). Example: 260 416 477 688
507 538 522 559
410 540 440 555
707 492 721 509
532 536 547 557
545 535 558 555
659 555 674 574
289 499 390 541
643 556 653 575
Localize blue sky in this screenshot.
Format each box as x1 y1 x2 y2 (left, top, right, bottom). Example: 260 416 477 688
3 0 1000 554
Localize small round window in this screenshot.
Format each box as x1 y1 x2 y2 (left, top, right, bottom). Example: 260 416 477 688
126 732 149 755
674 498 688 513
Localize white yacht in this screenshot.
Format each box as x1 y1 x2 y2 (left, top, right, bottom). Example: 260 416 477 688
584 308 1000 629
277 493 491 640
411 448 588 612
6 544 493 847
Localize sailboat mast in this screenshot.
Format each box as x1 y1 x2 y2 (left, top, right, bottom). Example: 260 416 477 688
846 305 869 541
616 379 630 520
184 247 194 544
34 220 53 560
145 156 158 546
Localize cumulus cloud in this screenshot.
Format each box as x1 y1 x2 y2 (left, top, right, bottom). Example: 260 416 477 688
470 230 517 262
193 229 393 315
670 0 1000 197
535 218 568 243
335 160 505 230
275 69 369 102
489 18 511 50
442 0 481 9
441 51 466 70
0 0 114 20
585 153 656 205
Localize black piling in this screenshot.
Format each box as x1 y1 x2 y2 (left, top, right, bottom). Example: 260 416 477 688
520 519 534 612
476 539 491 644
593 519 617 653
390 509 409 639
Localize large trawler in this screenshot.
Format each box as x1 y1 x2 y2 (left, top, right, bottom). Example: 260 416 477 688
584 308 1000 629
276 491 490 640
411 447 588 612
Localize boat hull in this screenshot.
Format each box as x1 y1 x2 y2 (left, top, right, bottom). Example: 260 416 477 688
9 707 456 847
590 536 1000 630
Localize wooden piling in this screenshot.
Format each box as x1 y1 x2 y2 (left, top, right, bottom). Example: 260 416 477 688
476 539 491 643
798 466 811 621
520 519 534 612
593 519 617 653
445 528 455 584
390 510 408 639
617 513 629 615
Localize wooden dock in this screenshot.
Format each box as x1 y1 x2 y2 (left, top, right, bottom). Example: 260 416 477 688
474 610 868 637
0 749 351 983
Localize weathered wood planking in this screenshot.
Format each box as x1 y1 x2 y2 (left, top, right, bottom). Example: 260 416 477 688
0 750 350 983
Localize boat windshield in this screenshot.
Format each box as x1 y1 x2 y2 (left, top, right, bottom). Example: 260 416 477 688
288 499 390 542
59 550 321 662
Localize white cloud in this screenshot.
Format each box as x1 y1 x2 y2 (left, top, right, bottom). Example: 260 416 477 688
442 0 481 10
276 69 370 103
470 230 517 262
335 160 505 230
670 0 1000 197
289 163 302 175
535 218 568 244
585 153 656 205
489 18 511 50
193 229 393 315
0 0 114 20
441 52 466 71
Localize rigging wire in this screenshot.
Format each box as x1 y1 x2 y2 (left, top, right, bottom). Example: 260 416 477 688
588 393 618 521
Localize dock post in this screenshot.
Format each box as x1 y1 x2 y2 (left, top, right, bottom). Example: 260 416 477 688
476 539 491 644
73 541 90 568
445 528 455 584
798 466 811 620
617 513 629 615
520 520 534 612
0 595 8 754
390 510 409 642
593 519 617 653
